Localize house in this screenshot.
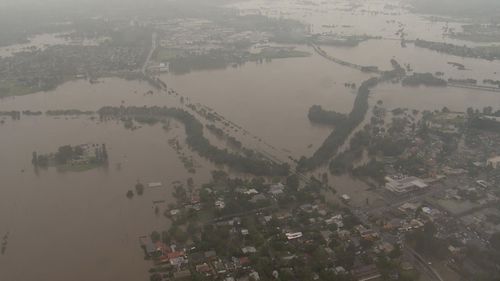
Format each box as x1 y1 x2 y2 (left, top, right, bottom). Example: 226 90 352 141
384 218 403 230
249 270 260 281
385 176 428 193
196 263 213 275
244 189 259 195
213 260 227 274
341 194 351 202
286 232 303 240
399 202 419 213
215 200 225 209
487 156 500 169
170 256 187 267
167 251 185 260
325 214 344 227
242 246 257 254
270 183 285 195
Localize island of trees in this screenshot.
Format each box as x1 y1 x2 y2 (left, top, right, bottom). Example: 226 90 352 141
308 105 347 125
402 73 447 87
32 143 108 171
298 60 406 171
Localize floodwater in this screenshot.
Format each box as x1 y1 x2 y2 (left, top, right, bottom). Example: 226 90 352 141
0 81 216 281
372 82 500 112
161 50 371 158
0 52 368 280
321 40 500 83
1 1 500 279
229 0 483 45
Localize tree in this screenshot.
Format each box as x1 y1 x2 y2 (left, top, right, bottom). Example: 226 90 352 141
150 230 161 243
135 182 145 196
467 107 474 116
126 190 134 199
483 106 493 115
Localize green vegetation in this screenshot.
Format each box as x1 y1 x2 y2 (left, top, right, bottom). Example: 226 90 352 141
167 48 310 75
32 143 108 171
0 80 38 98
448 24 500 43
470 116 500 133
308 105 347 125
415 39 500 61
126 190 134 199
402 73 447 87
298 77 380 170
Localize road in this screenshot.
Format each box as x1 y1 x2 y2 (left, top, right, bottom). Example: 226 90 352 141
310 43 382 74
142 32 157 75
448 82 500 93
404 244 445 281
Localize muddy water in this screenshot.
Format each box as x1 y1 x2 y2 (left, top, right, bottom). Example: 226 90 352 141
231 0 500 47
0 17 499 280
229 0 479 44
321 40 500 83
161 51 371 158
372 82 500 112
0 81 216 281
0 52 369 279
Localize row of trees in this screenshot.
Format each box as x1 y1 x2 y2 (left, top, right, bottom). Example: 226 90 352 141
298 77 379 171
299 59 407 172
98 106 289 176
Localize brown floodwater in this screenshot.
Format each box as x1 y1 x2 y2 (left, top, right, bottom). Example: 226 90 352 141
0 83 217 281
0 52 368 280
160 50 371 158
1 3 500 278
229 0 488 45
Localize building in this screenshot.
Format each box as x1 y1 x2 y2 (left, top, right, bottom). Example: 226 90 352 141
385 176 428 193
286 232 303 240
487 156 500 169
341 194 351 202
269 183 285 195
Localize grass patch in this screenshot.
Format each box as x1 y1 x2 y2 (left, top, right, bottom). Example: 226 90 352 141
0 80 37 98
